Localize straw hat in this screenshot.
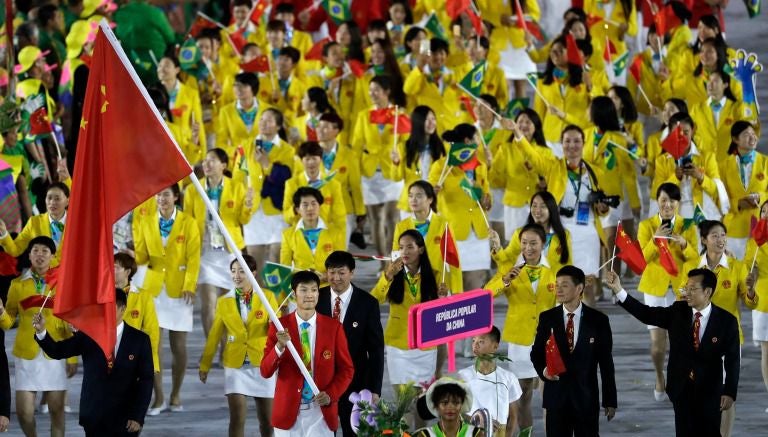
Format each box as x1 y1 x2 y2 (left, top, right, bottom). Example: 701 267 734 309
424 377 473 418
14 46 50 74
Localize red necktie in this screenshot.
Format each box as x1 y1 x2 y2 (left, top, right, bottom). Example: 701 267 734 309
333 296 341 321
693 312 702 351
566 313 575 353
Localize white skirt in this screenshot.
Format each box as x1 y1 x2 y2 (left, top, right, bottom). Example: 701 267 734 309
499 45 536 80
385 345 436 385
244 207 286 245
753 310 768 342
727 237 748 261
504 205 530 242
15 349 67 391
506 343 537 379
224 365 276 397
489 188 505 222
199 248 235 289
154 285 194 332
362 172 403 205
564 222 601 275
457 229 491 271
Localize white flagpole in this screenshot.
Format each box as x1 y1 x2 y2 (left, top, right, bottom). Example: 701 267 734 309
98 20 320 395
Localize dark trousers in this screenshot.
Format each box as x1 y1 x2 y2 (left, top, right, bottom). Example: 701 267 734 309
337 393 355 437
84 424 140 437
545 406 599 437
672 380 722 437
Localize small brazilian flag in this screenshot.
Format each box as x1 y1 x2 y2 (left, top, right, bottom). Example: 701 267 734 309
261 262 293 296
504 98 530 118
322 0 351 25
424 12 446 40
744 0 761 18
612 51 630 77
526 72 538 88
459 61 486 98
682 204 706 231
459 178 483 202
447 143 477 166
604 142 618 170
179 39 206 79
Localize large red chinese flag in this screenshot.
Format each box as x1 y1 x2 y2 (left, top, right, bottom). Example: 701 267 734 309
615 222 647 275
54 22 192 359
545 330 566 376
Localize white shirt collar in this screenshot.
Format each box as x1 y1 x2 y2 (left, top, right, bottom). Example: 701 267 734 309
296 217 327 230
562 302 583 317
706 96 727 108
412 210 434 222
295 311 317 328
157 208 177 222
116 321 125 337
698 252 729 269
236 98 258 112
657 214 676 227
331 284 353 305
693 303 712 319
48 211 67 225
514 254 550 268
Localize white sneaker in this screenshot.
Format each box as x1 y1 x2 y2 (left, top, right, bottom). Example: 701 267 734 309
654 390 666 402
146 402 168 416
39 404 49 414
169 404 184 413
64 406 74 414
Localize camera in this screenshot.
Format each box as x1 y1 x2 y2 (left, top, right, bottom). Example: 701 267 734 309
559 207 575 218
588 190 621 208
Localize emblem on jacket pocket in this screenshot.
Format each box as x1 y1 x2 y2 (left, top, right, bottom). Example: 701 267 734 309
352 321 358 328
255 310 264 319
129 354 135 361
131 310 139 319
227 200 234 208
589 337 595 344
712 337 718 343
323 350 332 359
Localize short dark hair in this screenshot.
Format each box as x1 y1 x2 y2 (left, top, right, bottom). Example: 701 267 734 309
275 3 295 14
699 220 727 240
47 182 70 198
481 326 501 344
656 182 681 201
114 252 137 280
267 19 286 33
115 287 127 308
291 270 320 290
293 186 324 209
557 265 586 288
279 46 301 64
431 383 466 408
560 124 584 142
230 254 259 273
232 0 252 8
687 268 718 298
325 251 355 271
235 72 260 95
319 112 344 131
297 141 323 158
29 236 56 254
198 28 221 43
430 37 449 54
519 223 546 243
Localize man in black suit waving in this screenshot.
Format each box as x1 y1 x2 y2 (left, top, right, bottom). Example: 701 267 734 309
32 288 154 436
317 251 384 437
531 265 617 437
605 269 739 437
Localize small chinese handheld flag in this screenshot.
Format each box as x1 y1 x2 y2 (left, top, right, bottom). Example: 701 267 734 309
545 330 566 376
55 21 192 360
440 225 460 268
654 237 679 277
661 124 688 160
752 217 768 246
346 59 367 78
240 55 270 73
615 222 648 275
628 55 643 84
248 0 268 25
305 37 333 61
565 33 584 67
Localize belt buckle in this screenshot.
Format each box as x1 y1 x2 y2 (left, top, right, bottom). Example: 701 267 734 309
299 402 312 411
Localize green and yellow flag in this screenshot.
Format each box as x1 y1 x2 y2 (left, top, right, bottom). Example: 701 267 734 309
459 61 486 98
459 178 483 202
322 0 351 25
612 51 630 77
682 204 706 231
504 98 530 118
261 262 293 296
179 39 206 79
424 12 447 40
447 143 477 166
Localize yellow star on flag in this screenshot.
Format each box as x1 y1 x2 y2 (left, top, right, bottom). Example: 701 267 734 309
80 118 88 130
100 85 109 113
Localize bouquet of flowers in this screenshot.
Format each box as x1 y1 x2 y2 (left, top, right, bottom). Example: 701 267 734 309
349 384 420 436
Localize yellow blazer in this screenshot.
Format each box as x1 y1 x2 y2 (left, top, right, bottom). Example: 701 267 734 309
534 79 591 143
517 136 609 244
257 74 308 126
351 107 408 179
653 147 720 208
306 73 364 142
282 171 347 233
428 158 491 241
583 128 638 207
0 212 64 266
391 142 446 211
719 152 768 238
167 81 206 164
393 214 463 293
486 262 556 346
627 51 669 116
683 255 758 343
371 268 443 350
479 0 540 51
184 177 252 251
498 136 553 207
280 223 346 273
744 238 768 313
690 98 745 161
0 274 75 362
134 210 201 298
584 0 637 56
233 139 295 216
493 227 572 277
403 67 470 132
637 215 700 297
484 128 508 190
215 102 272 160
325 144 365 216
454 61 510 107
199 289 278 371
666 69 743 109
124 286 160 372
182 57 238 132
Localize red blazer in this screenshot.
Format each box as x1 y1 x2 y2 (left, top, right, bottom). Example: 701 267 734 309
261 312 354 431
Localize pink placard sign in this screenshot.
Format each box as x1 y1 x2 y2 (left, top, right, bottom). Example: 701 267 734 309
407 289 494 371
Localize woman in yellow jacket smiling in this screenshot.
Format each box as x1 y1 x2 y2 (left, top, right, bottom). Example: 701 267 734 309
636 183 700 401
216 73 271 163
135 184 201 414
429 124 492 294
199 255 278 437
719 121 767 260
184 149 253 341
744 200 768 411
157 55 206 165
690 71 745 161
